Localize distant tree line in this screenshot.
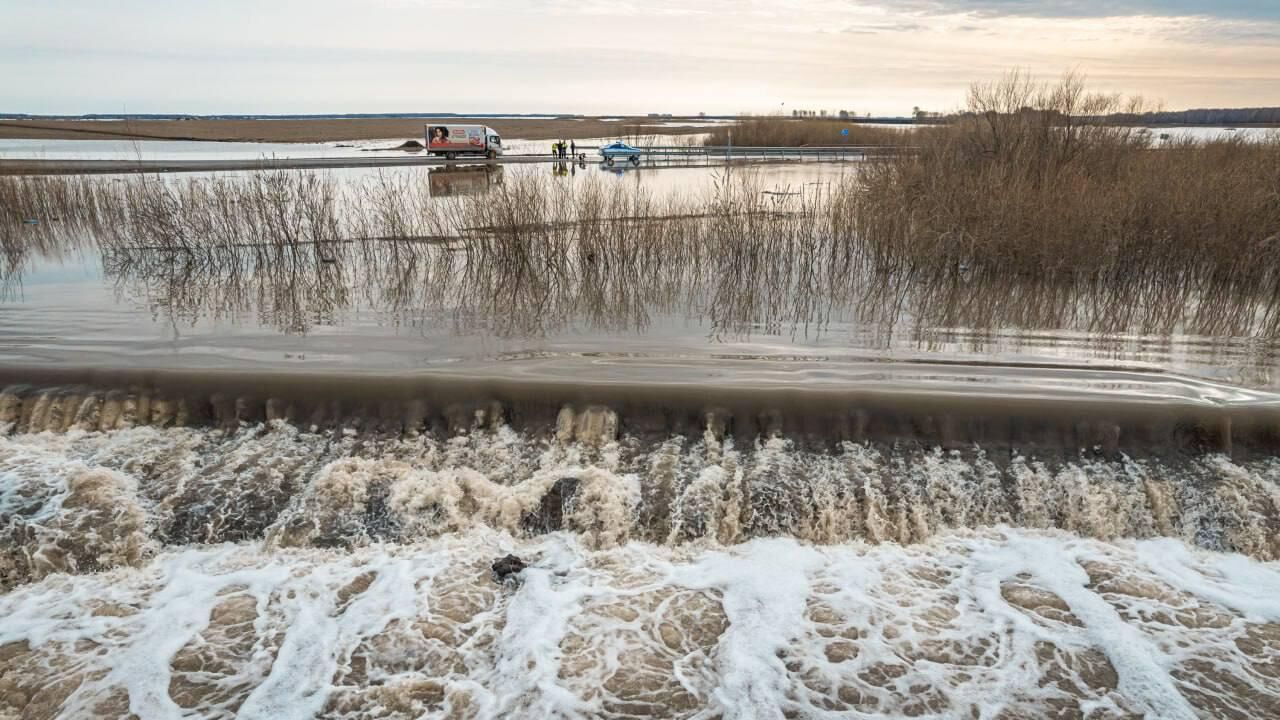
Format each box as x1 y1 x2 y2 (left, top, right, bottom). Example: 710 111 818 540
926 106 1280 126
1106 107 1280 125
791 109 865 119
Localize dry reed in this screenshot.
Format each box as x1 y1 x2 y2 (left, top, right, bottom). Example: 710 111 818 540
703 117 906 147
849 71 1280 298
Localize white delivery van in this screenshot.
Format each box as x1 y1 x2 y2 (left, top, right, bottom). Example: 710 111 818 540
425 124 504 159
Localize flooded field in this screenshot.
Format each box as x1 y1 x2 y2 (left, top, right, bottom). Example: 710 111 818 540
0 163 1274 387
0 139 380 162
2 157 1279 718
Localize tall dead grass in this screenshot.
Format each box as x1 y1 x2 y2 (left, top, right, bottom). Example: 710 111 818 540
703 117 905 147
850 71 1280 296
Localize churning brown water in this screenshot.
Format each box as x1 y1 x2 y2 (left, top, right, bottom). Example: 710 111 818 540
1 168 1279 718
1 404 1279 719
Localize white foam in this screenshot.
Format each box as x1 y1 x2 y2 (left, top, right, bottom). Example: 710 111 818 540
673 538 823 718
471 536 600 717
1 529 1279 717
975 533 1199 720
1135 537 1280 622
239 555 442 719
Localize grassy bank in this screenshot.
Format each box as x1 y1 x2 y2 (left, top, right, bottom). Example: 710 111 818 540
702 117 906 147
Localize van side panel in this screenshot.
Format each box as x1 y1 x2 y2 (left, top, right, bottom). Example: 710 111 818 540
426 125 488 152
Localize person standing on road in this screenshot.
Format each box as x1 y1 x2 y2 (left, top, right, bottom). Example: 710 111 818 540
570 140 576 157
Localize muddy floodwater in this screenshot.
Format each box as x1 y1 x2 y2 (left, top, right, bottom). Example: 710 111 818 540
1 163 1279 719
1 162 1274 387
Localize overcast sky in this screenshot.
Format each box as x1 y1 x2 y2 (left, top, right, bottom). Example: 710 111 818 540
3 0 1278 115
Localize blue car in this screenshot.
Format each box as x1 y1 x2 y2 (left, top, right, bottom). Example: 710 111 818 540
599 141 642 165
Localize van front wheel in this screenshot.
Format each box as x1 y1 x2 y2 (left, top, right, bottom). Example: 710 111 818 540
487 150 497 160
445 152 457 160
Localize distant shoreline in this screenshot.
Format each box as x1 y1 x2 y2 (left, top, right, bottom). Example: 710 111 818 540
0 117 725 143
2 116 1274 145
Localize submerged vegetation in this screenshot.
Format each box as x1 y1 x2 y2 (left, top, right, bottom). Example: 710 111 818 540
1 72 1279 355
2 163 1280 379
702 116 906 147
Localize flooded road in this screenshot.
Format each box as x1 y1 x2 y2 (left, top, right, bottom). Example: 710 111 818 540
2 162 1279 718
0 135 711 174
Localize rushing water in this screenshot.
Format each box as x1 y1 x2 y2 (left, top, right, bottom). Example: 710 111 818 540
1 164 1279 718
0 417 1278 718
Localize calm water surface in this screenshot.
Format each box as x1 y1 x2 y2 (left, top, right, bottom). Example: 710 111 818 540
1 162 1276 396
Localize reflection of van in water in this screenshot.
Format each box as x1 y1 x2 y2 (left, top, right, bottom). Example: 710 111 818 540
428 165 504 197
425 124 503 160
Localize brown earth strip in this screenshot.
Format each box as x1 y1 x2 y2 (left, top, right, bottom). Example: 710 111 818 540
0 117 713 143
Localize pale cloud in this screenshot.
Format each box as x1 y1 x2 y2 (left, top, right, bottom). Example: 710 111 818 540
1 1 1277 116
879 1 1280 21
842 22 930 34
